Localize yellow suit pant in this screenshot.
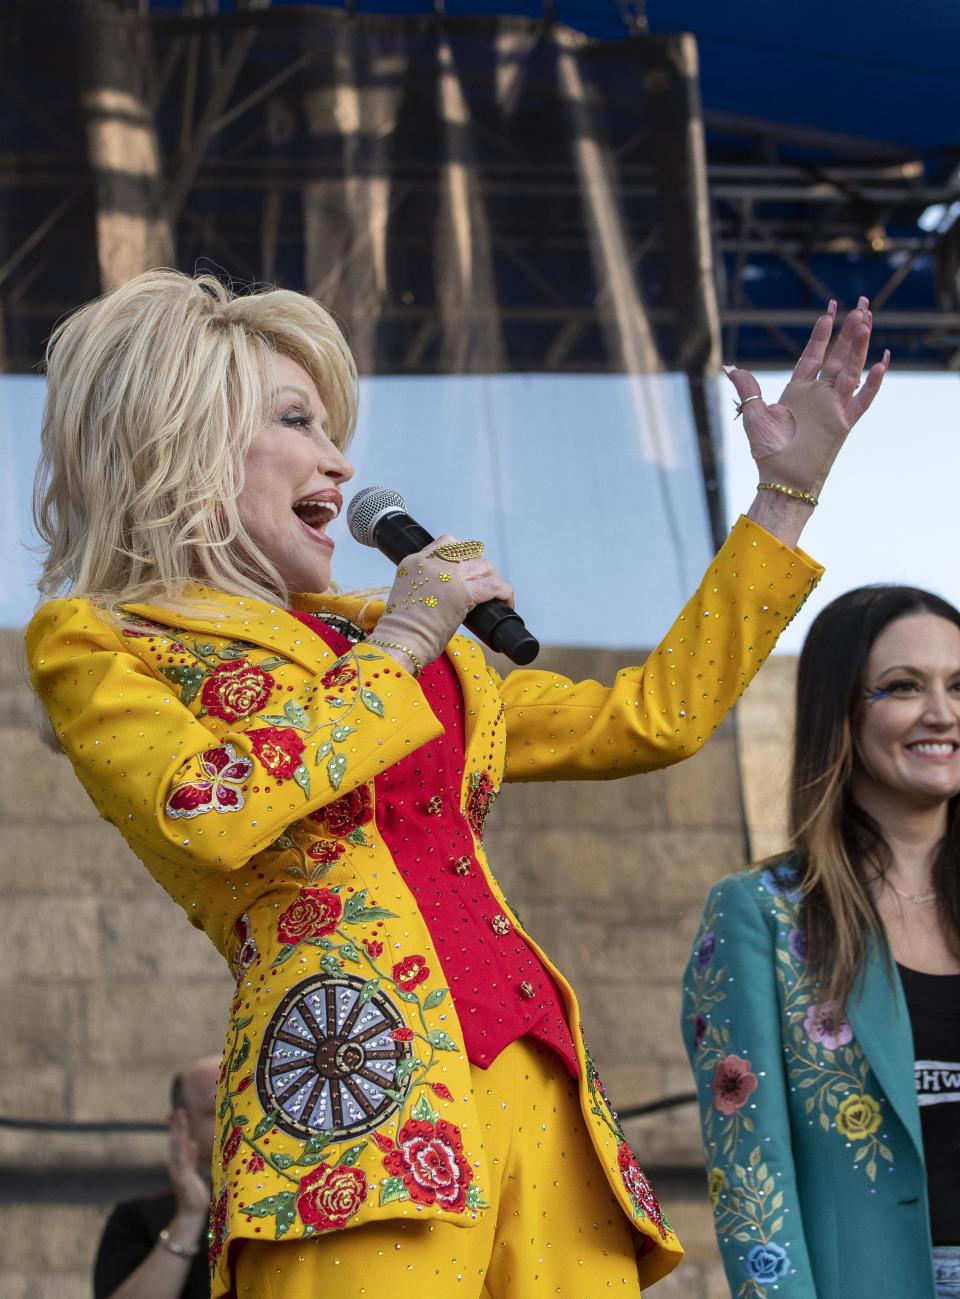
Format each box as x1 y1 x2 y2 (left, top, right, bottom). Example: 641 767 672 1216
233 1038 643 1297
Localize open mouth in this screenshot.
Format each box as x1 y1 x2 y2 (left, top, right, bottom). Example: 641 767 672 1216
905 741 959 758
292 493 340 544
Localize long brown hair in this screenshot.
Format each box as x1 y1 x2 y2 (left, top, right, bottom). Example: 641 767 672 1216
789 586 960 1010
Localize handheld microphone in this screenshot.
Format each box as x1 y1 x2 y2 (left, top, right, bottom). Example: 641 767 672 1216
346 487 540 666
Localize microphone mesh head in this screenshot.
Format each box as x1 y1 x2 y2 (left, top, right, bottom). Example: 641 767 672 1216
346 486 407 547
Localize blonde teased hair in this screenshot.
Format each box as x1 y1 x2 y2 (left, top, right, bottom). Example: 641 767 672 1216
33 269 358 609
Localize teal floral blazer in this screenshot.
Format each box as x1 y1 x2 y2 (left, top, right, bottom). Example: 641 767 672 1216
682 860 937 1299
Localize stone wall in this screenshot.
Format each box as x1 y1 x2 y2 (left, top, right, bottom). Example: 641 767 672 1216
0 628 797 1298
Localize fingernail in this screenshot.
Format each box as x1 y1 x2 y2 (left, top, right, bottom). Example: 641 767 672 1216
828 299 837 316
883 349 891 365
858 295 869 311
722 364 735 374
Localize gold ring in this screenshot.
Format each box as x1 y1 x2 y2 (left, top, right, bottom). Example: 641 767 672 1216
430 540 485 563
734 395 762 420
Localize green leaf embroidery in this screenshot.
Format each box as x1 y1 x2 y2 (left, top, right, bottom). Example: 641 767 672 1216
346 827 368 847
270 834 295 851
394 1058 417 1084
321 954 343 977
411 1094 439 1124
357 651 384 660
241 1191 297 1240
466 1184 489 1211
427 1029 459 1052
314 739 334 767
358 978 381 1005
234 1016 254 1029
339 1141 367 1167
292 763 311 800
284 700 311 729
360 689 385 717
194 642 215 655
259 657 288 670
233 1114 249 1127
231 1037 250 1072
327 752 347 790
253 1112 277 1141
258 714 297 727
379 1176 408 1206
423 988 448 1010
340 943 361 965
273 943 297 966
305 1130 334 1155
161 664 205 708
326 697 348 709
330 725 356 742
218 1094 231 1119
343 890 399 924
271 1152 294 1170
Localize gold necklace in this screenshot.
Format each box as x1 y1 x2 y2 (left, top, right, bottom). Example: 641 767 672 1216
887 879 937 905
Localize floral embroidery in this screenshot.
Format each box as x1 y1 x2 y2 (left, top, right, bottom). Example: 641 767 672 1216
217 890 487 1242
297 1163 368 1229
465 770 497 840
381 1111 473 1211
249 726 306 780
276 888 343 947
835 1092 883 1140
583 1047 671 1236
310 785 374 839
308 841 345 867
201 659 275 723
617 1142 666 1237
393 954 430 991
222 1126 244 1167
803 1001 853 1050
320 663 358 690
711 1055 758 1116
165 743 253 819
686 866 896 1298
232 914 258 983
208 1186 229 1267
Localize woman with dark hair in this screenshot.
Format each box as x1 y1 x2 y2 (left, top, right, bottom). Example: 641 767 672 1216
683 586 960 1299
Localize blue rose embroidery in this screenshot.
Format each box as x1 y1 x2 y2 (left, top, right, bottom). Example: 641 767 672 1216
697 930 716 969
760 865 803 903
746 1242 790 1284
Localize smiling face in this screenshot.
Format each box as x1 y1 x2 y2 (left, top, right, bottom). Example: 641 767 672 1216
851 612 960 820
236 352 353 594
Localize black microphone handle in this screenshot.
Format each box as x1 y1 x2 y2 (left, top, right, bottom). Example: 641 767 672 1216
370 511 540 666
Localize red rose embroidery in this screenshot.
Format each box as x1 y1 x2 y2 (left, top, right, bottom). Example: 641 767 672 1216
277 888 343 946
297 1162 368 1230
232 913 258 981
372 1131 395 1153
711 1054 759 1116
246 1152 265 1173
248 727 305 780
201 659 274 723
208 1187 229 1267
235 1074 253 1094
165 743 254 820
391 1027 415 1042
393 955 429 991
320 663 358 690
309 784 374 836
308 841 346 866
362 938 384 960
617 1142 666 1237
222 1126 244 1168
383 1118 472 1212
466 770 497 840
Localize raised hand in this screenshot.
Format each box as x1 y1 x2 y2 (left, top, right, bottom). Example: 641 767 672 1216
167 1107 211 1225
726 297 890 500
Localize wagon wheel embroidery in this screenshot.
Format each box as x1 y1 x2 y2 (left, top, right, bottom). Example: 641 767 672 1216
256 973 413 1140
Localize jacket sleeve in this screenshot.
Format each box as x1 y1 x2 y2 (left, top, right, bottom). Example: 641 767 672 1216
497 516 822 782
681 874 817 1298
26 598 442 872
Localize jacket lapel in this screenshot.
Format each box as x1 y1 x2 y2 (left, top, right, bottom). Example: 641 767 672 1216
846 936 923 1161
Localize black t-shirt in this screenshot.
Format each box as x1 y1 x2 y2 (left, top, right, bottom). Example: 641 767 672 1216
93 1190 209 1299
898 963 960 1246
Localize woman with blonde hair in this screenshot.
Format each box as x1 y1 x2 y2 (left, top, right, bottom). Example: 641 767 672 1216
28 267 885 1298
683 585 960 1299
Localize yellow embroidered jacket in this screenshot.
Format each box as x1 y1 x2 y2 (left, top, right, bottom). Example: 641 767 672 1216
26 517 820 1294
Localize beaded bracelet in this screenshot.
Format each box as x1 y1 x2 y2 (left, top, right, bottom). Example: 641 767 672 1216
365 637 425 679
757 481 820 508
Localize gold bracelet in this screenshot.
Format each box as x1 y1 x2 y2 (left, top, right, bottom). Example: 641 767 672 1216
365 638 424 678
757 481 819 508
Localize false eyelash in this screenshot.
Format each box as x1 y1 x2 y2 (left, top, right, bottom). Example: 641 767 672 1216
864 687 894 703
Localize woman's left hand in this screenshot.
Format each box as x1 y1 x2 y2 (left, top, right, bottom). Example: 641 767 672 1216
727 296 890 500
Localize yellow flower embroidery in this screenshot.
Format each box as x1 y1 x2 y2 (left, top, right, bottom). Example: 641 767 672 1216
835 1093 882 1140
709 1166 727 1207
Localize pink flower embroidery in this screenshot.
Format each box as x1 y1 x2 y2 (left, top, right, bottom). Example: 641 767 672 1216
804 1002 853 1050
165 743 253 819
617 1142 666 1237
711 1054 759 1116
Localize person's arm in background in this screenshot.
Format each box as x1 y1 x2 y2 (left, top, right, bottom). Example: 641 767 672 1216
94 1112 207 1299
681 873 818 1298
